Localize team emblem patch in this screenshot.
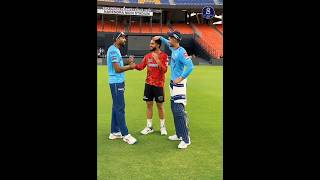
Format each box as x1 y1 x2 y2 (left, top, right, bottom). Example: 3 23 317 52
158 96 164 101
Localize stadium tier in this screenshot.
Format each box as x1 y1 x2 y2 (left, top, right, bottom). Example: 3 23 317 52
129 23 171 33
175 0 214 5
98 0 219 5
97 0 223 60
105 0 165 4
194 24 223 59
171 23 193 34
214 0 223 5
97 21 125 32
97 20 194 35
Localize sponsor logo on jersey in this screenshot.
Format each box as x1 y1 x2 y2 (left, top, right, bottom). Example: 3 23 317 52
148 63 159 67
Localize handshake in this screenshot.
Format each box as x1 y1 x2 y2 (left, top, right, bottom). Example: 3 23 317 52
127 55 136 70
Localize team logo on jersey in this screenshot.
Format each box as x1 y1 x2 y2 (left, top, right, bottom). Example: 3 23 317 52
148 58 153 63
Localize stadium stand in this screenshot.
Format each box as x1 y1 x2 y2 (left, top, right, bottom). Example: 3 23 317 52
160 0 170 4
129 23 170 33
193 24 223 59
97 20 126 32
99 0 218 5
171 23 193 34
214 0 223 5
138 0 160 4
175 0 214 5
97 0 222 61
216 24 223 33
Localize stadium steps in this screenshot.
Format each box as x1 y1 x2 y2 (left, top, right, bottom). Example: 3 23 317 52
213 25 223 35
191 23 223 59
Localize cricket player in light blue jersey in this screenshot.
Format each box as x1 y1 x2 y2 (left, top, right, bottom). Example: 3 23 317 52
153 31 194 149
106 32 137 145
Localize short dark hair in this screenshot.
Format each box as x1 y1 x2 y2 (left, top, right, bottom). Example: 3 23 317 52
154 38 162 48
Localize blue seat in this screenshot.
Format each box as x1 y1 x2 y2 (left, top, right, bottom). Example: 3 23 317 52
175 0 214 5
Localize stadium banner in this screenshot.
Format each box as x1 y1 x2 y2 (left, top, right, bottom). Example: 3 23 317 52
97 6 154 16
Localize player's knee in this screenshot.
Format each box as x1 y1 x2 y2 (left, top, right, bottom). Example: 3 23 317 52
147 102 153 108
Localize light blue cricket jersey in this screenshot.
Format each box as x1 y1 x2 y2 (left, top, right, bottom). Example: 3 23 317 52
160 37 194 80
106 44 125 84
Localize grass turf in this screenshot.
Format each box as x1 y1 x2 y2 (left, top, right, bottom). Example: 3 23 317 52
98 65 223 180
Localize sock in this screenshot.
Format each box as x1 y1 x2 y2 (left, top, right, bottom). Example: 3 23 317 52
147 119 153 128
160 119 165 128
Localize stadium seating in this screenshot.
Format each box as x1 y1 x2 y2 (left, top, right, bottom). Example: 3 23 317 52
117 0 138 3
138 0 160 4
160 0 170 4
129 23 170 33
214 0 223 5
216 24 223 33
97 20 126 32
98 0 220 5
194 24 223 59
171 23 193 34
175 0 214 5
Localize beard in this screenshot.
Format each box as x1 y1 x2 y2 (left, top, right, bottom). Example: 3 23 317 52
150 47 156 51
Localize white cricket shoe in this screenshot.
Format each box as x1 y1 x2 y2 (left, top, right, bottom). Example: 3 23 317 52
140 127 154 135
123 134 137 145
178 140 191 149
160 127 167 135
168 134 182 141
108 132 123 140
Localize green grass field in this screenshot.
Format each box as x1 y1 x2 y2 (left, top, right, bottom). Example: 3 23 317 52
98 65 223 180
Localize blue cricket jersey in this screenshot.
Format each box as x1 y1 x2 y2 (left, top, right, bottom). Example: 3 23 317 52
106 44 125 84
160 37 194 80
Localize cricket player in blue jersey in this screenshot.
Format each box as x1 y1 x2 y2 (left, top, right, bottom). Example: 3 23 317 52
153 31 194 149
106 32 137 145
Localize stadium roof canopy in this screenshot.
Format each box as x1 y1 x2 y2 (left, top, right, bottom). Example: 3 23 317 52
97 0 223 13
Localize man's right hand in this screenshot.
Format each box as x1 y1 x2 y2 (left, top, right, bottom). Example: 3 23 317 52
129 63 136 70
152 36 161 41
